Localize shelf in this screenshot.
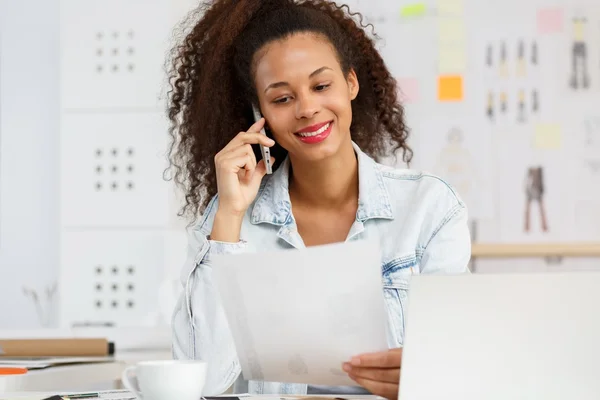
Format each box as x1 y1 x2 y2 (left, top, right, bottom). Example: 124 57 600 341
471 243 600 258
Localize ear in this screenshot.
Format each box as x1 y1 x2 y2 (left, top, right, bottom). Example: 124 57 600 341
346 68 359 100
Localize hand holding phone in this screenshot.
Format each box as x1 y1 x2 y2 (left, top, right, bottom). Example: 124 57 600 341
252 104 273 175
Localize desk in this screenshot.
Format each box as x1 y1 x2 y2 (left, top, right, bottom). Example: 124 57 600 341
13 350 172 392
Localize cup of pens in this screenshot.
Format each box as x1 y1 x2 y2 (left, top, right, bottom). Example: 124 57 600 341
121 360 208 400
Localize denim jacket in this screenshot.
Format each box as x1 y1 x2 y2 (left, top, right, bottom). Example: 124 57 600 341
172 142 472 396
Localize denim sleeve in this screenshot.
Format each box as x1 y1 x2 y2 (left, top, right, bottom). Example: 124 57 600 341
420 203 472 274
171 196 247 395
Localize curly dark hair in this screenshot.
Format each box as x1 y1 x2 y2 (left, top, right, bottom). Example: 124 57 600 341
165 0 413 222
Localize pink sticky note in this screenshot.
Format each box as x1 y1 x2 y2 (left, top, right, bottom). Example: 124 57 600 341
537 8 564 34
397 78 419 103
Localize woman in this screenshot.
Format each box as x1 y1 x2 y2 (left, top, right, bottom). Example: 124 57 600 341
167 0 471 399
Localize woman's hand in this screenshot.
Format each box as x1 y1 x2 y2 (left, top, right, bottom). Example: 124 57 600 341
343 348 402 400
211 118 275 242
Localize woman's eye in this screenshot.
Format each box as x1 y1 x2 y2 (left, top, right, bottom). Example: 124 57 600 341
315 84 330 91
274 97 290 104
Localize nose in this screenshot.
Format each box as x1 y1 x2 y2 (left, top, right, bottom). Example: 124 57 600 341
295 91 319 119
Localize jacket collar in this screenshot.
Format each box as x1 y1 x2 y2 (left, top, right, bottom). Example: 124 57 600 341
250 141 394 226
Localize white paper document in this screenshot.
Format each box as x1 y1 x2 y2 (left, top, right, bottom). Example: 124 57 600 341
212 240 389 386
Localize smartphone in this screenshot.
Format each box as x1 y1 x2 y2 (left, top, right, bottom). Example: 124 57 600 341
251 104 273 174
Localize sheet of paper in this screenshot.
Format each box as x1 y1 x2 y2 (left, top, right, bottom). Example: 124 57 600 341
438 46 467 73
400 3 426 18
0 390 135 400
438 75 464 101
534 123 561 149
211 240 389 386
437 0 464 16
438 18 466 44
397 77 420 103
537 7 564 34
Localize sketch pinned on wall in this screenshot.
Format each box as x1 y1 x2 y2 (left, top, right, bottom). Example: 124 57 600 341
583 116 600 174
569 17 591 90
524 166 549 233
417 119 494 220
433 128 479 201
516 39 526 77
499 41 509 77
532 89 539 113
486 91 494 120
574 116 600 240
517 89 527 123
500 91 508 114
483 38 541 125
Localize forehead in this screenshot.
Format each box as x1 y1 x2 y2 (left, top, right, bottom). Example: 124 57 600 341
253 33 340 85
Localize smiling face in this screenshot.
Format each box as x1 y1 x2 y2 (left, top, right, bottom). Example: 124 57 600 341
253 32 359 162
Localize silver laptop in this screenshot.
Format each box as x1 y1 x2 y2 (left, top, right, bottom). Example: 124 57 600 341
398 272 600 400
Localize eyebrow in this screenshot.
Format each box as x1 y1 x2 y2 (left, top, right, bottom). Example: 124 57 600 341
264 66 333 93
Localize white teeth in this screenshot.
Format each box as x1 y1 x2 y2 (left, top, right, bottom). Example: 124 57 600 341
297 122 330 137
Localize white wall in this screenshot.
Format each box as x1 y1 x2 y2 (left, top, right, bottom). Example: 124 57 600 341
0 0 61 327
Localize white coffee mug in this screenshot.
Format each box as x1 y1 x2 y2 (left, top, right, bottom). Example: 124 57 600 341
0 375 24 393
121 360 208 400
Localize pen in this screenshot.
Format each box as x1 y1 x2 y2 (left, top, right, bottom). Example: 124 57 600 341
41 393 100 400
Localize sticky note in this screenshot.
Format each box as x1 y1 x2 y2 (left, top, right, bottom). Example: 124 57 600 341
400 3 426 18
537 8 564 34
534 124 562 149
437 0 464 16
437 75 463 101
438 46 467 73
397 78 419 103
438 18 466 44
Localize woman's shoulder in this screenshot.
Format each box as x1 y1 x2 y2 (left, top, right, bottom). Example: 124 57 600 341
375 162 466 212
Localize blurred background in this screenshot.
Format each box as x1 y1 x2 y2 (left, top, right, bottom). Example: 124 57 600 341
0 0 598 334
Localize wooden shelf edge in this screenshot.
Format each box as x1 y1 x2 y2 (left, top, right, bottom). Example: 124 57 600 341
471 243 600 258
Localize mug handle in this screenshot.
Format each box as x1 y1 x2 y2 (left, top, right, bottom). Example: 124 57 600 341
121 365 143 399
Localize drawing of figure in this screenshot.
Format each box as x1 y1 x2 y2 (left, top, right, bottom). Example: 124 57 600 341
499 42 508 77
532 89 539 113
486 44 493 67
531 41 538 65
486 91 494 120
434 127 477 207
517 89 526 122
500 91 507 114
524 166 549 232
569 17 590 89
516 39 526 76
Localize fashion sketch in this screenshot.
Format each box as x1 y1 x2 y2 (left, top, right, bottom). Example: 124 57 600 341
569 17 590 89
524 166 549 232
434 127 478 206
486 91 494 120
517 89 526 123
499 41 508 77
516 39 526 76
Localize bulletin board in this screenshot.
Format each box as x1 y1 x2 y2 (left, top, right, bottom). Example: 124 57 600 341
342 0 600 245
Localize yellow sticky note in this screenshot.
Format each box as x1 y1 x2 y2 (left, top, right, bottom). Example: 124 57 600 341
438 75 463 101
400 3 426 18
534 124 562 149
437 0 464 16
438 46 467 73
438 18 466 44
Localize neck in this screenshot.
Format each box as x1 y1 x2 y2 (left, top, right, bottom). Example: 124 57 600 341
288 140 358 209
